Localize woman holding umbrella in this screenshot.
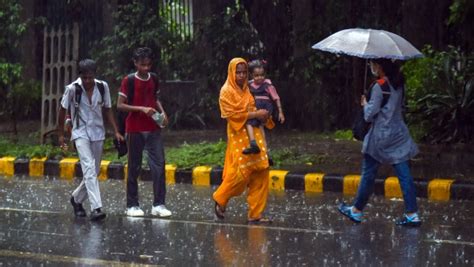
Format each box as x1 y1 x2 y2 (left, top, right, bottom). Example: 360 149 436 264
312 28 423 227
338 58 421 227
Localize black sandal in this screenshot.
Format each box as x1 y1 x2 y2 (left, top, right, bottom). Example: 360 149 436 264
214 202 225 220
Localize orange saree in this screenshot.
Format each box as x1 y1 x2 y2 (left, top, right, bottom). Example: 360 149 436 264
212 58 270 220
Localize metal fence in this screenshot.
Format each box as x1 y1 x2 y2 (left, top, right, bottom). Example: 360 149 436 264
160 0 194 41
40 24 79 143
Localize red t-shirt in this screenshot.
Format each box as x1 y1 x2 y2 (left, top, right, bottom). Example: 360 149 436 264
119 73 158 133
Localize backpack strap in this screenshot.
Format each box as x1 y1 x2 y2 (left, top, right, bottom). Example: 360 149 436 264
96 81 105 106
127 73 135 105
73 83 82 107
376 78 391 107
365 78 391 111
150 72 160 96
116 74 135 136
72 82 106 128
73 83 83 128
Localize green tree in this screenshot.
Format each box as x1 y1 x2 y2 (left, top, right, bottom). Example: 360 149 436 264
92 1 191 85
447 0 474 50
0 1 28 136
404 46 474 143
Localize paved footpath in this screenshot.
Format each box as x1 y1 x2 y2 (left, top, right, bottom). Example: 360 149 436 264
0 177 473 266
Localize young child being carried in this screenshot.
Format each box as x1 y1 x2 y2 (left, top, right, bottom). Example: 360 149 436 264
243 60 285 162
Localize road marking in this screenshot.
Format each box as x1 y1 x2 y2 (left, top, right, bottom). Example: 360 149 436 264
0 249 162 266
9 228 71 237
1 207 340 235
0 207 62 214
129 217 341 235
425 239 474 246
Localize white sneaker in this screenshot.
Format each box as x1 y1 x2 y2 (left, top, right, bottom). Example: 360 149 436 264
126 206 144 217
151 205 172 217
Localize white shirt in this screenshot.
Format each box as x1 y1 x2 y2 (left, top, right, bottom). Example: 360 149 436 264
61 78 112 141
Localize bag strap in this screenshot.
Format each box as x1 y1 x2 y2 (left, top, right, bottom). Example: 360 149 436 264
126 73 135 105
150 72 160 96
367 78 391 108
73 83 83 128
376 78 391 107
73 83 82 107
96 81 105 105
72 82 106 128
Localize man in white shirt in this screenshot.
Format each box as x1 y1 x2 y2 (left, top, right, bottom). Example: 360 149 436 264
58 59 124 221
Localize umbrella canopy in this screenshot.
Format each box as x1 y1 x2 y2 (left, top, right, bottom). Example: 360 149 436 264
312 28 422 60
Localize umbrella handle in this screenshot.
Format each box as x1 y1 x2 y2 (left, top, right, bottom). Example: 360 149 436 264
363 59 368 95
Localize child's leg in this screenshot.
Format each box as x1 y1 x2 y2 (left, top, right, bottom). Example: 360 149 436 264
259 125 268 150
246 124 255 141
260 125 273 165
243 123 260 154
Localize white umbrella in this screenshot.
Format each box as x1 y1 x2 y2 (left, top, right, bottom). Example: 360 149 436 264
312 28 423 60
312 28 422 91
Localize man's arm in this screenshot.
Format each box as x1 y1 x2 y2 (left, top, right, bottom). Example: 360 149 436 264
105 108 124 141
117 95 156 116
156 98 168 126
156 98 166 115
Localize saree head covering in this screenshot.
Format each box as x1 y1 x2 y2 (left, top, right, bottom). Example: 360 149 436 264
219 58 256 119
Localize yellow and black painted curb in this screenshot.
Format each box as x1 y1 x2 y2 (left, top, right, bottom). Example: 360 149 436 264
1 156 472 201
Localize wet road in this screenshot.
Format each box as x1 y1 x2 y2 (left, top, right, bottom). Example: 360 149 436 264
0 177 473 266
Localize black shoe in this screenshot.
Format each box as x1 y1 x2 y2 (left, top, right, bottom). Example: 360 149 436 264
70 196 86 217
242 143 261 154
90 208 106 221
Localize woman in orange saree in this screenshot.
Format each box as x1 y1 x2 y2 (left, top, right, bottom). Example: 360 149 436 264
213 58 273 223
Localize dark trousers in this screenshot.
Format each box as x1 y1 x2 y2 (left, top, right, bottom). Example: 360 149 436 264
127 130 166 207
353 154 418 213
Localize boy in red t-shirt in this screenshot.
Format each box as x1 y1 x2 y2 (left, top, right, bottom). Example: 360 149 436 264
117 47 172 217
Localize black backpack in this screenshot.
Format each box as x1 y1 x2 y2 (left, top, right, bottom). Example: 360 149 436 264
352 78 391 141
117 72 159 136
71 81 105 128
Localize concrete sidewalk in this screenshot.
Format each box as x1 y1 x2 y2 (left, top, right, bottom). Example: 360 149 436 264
1 156 473 201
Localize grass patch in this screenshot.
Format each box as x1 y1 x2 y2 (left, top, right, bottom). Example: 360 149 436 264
0 131 350 168
101 140 227 168
165 140 226 169
331 129 353 141
0 137 74 159
272 147 314 166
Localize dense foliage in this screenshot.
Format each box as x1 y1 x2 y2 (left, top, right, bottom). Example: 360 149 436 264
93 1 265 129
404 47 474 143
92 1 189 84
0 1 26 126
1 0 474 143
0 1 42 135
89 0 474 142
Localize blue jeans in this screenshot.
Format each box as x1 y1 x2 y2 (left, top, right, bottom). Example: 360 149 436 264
353 154 418 213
